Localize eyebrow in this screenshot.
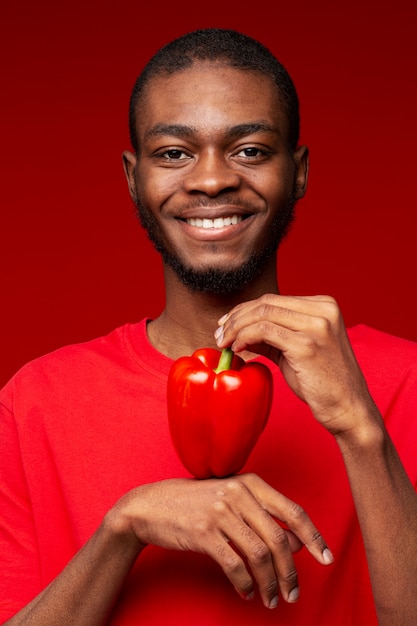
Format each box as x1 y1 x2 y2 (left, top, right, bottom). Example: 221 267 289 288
144 121 280 141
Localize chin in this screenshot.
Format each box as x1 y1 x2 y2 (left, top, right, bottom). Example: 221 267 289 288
166 255 269 295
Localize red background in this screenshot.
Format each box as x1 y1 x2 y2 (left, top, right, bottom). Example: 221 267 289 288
1 0 416 387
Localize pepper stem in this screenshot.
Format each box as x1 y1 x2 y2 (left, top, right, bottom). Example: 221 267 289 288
214 347 234 373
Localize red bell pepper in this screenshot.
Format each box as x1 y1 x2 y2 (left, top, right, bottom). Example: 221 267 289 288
167 347 273 479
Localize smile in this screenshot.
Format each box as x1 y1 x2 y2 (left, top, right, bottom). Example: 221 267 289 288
186 215 243 229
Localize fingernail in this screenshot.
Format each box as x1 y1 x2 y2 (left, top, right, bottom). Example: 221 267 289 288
218 314 228 325
214 326 224 344
288 587 299 603
268 595 279 609
322 548 334 564
245 591 255 601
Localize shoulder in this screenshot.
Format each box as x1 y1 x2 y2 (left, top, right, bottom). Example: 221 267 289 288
348 323 417 372
0 320 150 406
348 324 417 415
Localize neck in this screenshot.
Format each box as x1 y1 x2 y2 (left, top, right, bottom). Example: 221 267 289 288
147 262 279 360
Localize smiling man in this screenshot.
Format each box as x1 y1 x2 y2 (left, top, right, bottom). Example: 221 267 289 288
1 28 417 626
122 62 304 296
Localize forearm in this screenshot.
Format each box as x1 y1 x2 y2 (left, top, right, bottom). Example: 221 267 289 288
4 512 144 626
336 404 417 626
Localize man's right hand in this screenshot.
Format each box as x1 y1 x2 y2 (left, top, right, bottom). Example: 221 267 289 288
107 473 333 609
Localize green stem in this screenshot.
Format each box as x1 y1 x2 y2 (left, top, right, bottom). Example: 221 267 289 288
214 347 234 373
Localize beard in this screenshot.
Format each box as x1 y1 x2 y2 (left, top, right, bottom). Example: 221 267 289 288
133 192 296 295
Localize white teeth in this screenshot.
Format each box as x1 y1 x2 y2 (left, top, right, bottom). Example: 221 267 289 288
187 215 243 229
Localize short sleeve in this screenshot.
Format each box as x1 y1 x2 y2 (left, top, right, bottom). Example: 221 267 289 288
0 389 42 621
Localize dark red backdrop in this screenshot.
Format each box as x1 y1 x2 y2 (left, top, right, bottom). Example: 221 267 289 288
1 0 416 387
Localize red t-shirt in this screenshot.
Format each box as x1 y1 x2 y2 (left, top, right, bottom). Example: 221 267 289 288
1 320 417 625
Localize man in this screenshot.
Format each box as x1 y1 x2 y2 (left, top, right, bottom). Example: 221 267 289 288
1 28 417 626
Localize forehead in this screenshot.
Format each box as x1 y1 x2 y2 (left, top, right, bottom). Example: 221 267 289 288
136 61 288 140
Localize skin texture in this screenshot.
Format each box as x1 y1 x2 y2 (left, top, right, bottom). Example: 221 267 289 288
6 60 417 625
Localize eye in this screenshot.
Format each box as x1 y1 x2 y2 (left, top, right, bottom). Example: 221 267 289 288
235 146 269 159
160 149 189 160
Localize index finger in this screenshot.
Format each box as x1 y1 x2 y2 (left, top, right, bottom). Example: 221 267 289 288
218 294 337 326
242 473 334 567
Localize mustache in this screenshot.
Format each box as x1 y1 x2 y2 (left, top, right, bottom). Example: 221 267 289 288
169 195 260 213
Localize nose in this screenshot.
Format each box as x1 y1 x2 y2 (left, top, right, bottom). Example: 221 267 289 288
183 150 241 196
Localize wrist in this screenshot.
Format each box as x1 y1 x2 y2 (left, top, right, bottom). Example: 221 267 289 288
101 504 146 559
333 399 386 454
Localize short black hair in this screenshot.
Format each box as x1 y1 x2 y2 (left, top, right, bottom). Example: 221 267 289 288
128 28 300 152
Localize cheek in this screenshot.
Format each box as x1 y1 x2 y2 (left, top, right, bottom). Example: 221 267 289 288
136 168 180 212
251 162 294 199
261 177 293 212
273 166 298 204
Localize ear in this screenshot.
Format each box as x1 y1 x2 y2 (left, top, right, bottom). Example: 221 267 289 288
293 145 309 200
122 150 137 201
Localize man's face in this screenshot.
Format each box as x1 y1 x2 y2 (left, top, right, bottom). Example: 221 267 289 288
123 61 308 294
